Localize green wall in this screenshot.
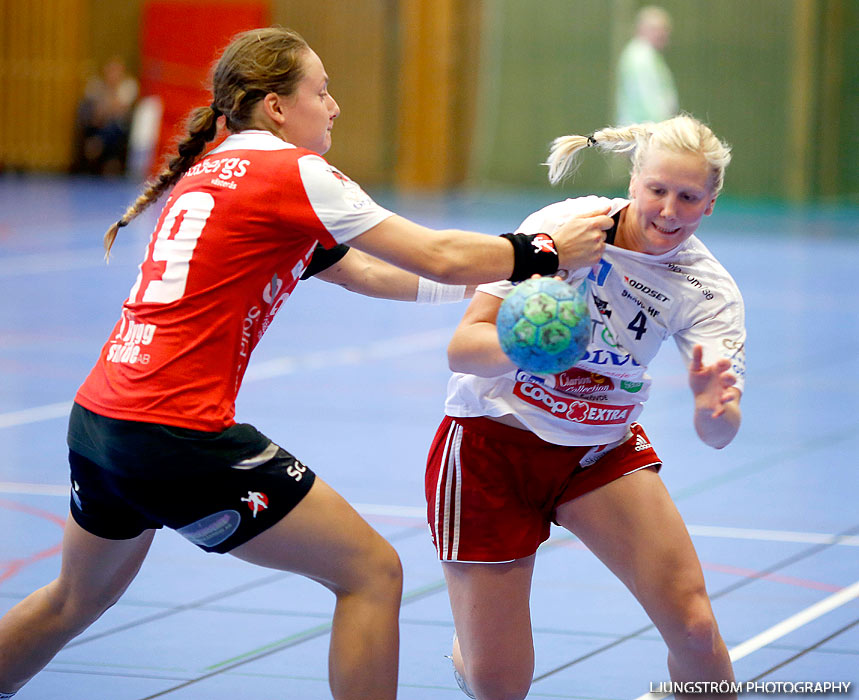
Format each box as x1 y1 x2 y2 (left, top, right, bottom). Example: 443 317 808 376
471 0 857 203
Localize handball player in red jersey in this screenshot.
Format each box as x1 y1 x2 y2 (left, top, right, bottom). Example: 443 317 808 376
0 27 615 699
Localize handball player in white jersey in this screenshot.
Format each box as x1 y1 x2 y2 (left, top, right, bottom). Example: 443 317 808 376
0 27 614 700
427 114 745 700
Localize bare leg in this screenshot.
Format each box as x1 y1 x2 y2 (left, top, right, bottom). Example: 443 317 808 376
556 468 735 700
0 515 154 693
0 478 402 698
231 477 403 700
442 555 535 700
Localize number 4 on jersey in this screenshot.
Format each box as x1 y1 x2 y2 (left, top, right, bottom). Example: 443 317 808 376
627 310 648 340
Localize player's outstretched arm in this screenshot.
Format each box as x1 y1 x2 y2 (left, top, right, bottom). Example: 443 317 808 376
314 247 477 301
351 215 515 283
688 344 742 449
350 209 612 285
447 292 516 377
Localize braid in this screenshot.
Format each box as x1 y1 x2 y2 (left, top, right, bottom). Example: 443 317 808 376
103 105 220 260
104 27 313 260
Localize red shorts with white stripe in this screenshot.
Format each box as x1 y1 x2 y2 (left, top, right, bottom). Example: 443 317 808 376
425 415 661 563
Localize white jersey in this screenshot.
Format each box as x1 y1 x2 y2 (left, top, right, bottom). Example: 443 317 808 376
445 196 746 446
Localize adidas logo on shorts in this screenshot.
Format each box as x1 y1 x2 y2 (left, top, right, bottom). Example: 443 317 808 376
634 434 652 452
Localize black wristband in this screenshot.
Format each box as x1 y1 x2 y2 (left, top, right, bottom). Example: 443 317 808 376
500 232 560 282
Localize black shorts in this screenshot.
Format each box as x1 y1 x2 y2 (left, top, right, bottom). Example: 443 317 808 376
66 403 316 553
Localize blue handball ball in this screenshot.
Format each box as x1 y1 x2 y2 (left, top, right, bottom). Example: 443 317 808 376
497 276 590 374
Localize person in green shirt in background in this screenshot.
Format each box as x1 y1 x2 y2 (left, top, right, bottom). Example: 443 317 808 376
615 6 679 125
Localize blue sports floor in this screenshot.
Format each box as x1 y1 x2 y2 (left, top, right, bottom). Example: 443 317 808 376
1 176 857 698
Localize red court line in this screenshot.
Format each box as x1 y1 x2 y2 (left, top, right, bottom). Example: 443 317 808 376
546 539 841 592
0 498 66 585
701 561 843 593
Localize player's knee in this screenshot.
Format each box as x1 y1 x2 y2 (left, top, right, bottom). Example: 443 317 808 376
673 601 721 658
470 673 531 700
43 578 115 630
467 657 532 700
357 535 403 600
373 539 403 593
684 616 720 656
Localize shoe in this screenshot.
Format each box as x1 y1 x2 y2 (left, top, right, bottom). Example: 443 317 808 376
446 634 476 698
453 664 476 699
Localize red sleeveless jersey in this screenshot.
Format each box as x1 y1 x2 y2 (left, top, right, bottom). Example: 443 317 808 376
75 130 393 430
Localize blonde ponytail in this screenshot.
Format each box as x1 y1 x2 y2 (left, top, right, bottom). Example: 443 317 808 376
545 114 731 194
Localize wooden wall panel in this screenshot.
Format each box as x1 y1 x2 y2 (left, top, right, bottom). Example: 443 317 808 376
395 0 455 188
271 0 394 183
271 0 481 188
87 1 142 77
0 0 89 171
395 0 482 188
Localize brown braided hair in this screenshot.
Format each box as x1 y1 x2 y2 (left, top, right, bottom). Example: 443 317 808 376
104 27 310 259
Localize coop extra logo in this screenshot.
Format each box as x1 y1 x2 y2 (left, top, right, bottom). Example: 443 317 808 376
514 380 633 425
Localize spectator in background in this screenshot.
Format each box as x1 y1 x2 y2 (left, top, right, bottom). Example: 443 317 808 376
615 6 678 125
71 56 139 175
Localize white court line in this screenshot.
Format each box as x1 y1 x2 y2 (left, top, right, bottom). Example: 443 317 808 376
0 401 73 429
0 249 108 276
243 328 452 380
354 503 430 519
0 482 68 496
686 524 859 548
2 491 857 551
0 245 141 277
3 489 856 695
633 580 859 700
0 329 453 430
727 579 859 661
4 488 858 675
352 505 859 548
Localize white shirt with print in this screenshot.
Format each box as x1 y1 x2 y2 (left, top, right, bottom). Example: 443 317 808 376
444 196 746 446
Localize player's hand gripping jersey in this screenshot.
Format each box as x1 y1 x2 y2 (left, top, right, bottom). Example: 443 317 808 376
445 195 746 446
76 130 394 431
